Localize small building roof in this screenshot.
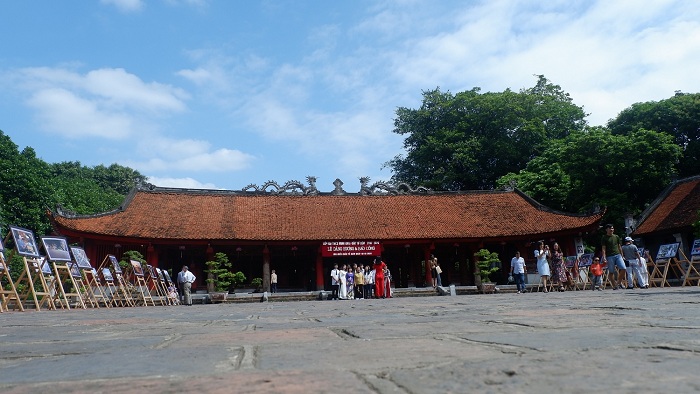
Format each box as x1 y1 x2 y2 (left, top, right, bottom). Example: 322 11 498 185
633 175 700 236
50 185 604 243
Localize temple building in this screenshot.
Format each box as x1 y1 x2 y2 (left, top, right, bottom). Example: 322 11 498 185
49 179 604 292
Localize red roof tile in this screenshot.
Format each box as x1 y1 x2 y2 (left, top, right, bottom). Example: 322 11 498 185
50 187 604 242
634 176 700 236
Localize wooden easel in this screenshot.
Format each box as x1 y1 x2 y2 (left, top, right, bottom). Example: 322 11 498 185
98 255 135 307
0 252 24 312
127 261 155 307
51 261 87 310
681 249 700 286
14 257 56 311
648 255 671 288
83 268 110 308
145 265 166 306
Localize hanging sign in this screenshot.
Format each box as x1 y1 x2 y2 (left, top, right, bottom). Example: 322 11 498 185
321 241 381 257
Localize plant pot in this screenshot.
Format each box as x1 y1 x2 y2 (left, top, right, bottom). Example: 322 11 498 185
478 282 496 294
210 292 227 303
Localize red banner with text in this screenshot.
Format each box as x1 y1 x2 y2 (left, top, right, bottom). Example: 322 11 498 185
321 241 381 257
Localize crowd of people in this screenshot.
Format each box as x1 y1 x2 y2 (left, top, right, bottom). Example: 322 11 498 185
515 224 650 293
329 256 392 300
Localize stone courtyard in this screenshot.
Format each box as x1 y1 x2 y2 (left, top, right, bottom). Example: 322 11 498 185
1 287 699 393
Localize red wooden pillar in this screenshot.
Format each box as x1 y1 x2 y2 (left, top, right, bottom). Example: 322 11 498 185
262 245 270 293
315 245 324 291
147 244 158 268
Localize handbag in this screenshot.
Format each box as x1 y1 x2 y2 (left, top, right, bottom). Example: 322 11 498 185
435 266 442 274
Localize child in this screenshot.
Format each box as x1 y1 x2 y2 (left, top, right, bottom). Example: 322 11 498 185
167 284 180 305
590 257 603 291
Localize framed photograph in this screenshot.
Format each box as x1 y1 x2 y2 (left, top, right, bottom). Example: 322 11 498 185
67 261 83 278
565 256 577 268
130 260 144 277
10 226 40 258
108 255 123 274
101 267 114 282
578 253 593 267
156 267 165 281
691 240 700 257
146 264 157 278
163 270 173 284
40 236 72 262
39 257 53 275
70 247 92 269
656 243 680 260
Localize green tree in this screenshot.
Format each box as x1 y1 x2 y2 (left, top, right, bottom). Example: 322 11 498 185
497 127 682 227
607 92 700 177
387 75 587 190
0 130 145 235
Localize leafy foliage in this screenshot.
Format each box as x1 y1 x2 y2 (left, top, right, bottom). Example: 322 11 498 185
120 250 146 271
497 127 681 227
607 92 700 178
0 130 145 236
205 252 246 292
474 248 500 283
387 75 587 190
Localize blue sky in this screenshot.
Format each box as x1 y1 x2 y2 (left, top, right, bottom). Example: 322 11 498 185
1 0 699 192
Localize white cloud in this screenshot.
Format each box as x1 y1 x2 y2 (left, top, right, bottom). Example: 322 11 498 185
27 88 132 139
146 176 218 189
100 0 143 13
126 136 255 173
14 67 188 138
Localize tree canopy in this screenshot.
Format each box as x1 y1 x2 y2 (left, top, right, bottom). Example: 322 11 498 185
607 92 700 178
497 127 681 227
0 130 146 235
386 75 587 190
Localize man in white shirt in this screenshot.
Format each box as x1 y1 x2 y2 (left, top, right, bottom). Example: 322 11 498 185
180 265 196 306
330 264 339 300
510 251 527 294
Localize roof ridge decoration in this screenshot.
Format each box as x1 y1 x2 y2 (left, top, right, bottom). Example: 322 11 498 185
240 176 432 195
242 176 320 195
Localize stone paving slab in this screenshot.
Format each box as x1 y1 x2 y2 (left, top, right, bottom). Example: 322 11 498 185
2 287 700 393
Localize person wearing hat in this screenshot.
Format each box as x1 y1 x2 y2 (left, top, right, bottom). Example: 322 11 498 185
621 236 648 289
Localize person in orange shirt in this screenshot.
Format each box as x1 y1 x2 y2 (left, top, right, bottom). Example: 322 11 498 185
590 257 604 291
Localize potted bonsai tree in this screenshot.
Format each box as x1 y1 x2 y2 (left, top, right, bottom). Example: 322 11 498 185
474 248 500 294
205 252 245 302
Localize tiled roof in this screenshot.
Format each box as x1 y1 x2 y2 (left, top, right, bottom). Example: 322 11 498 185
634 176 700 236
50 187 604 242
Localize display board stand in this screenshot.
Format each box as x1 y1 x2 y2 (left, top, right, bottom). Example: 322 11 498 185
98 255 135 307
51 262 86 310
145 265 166 306
0 252 24 312
681 250 700 286
83 268 110 308
14 257 56 311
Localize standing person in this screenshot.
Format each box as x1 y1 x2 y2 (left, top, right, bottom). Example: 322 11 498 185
510 251 526 294
177 266 186 303
590 257 604 290
551 243 567 291
354 266 364 299
330 264 340 300
364 265 374 299
384 265 392 298
535 241 551 293
430 257 438 288
338 265 348 300
271 269 278 293
346 266 355 300
373 256 386 298
622 237 648 289
601 224 627 290
180 265 196 306
435 259 443 287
